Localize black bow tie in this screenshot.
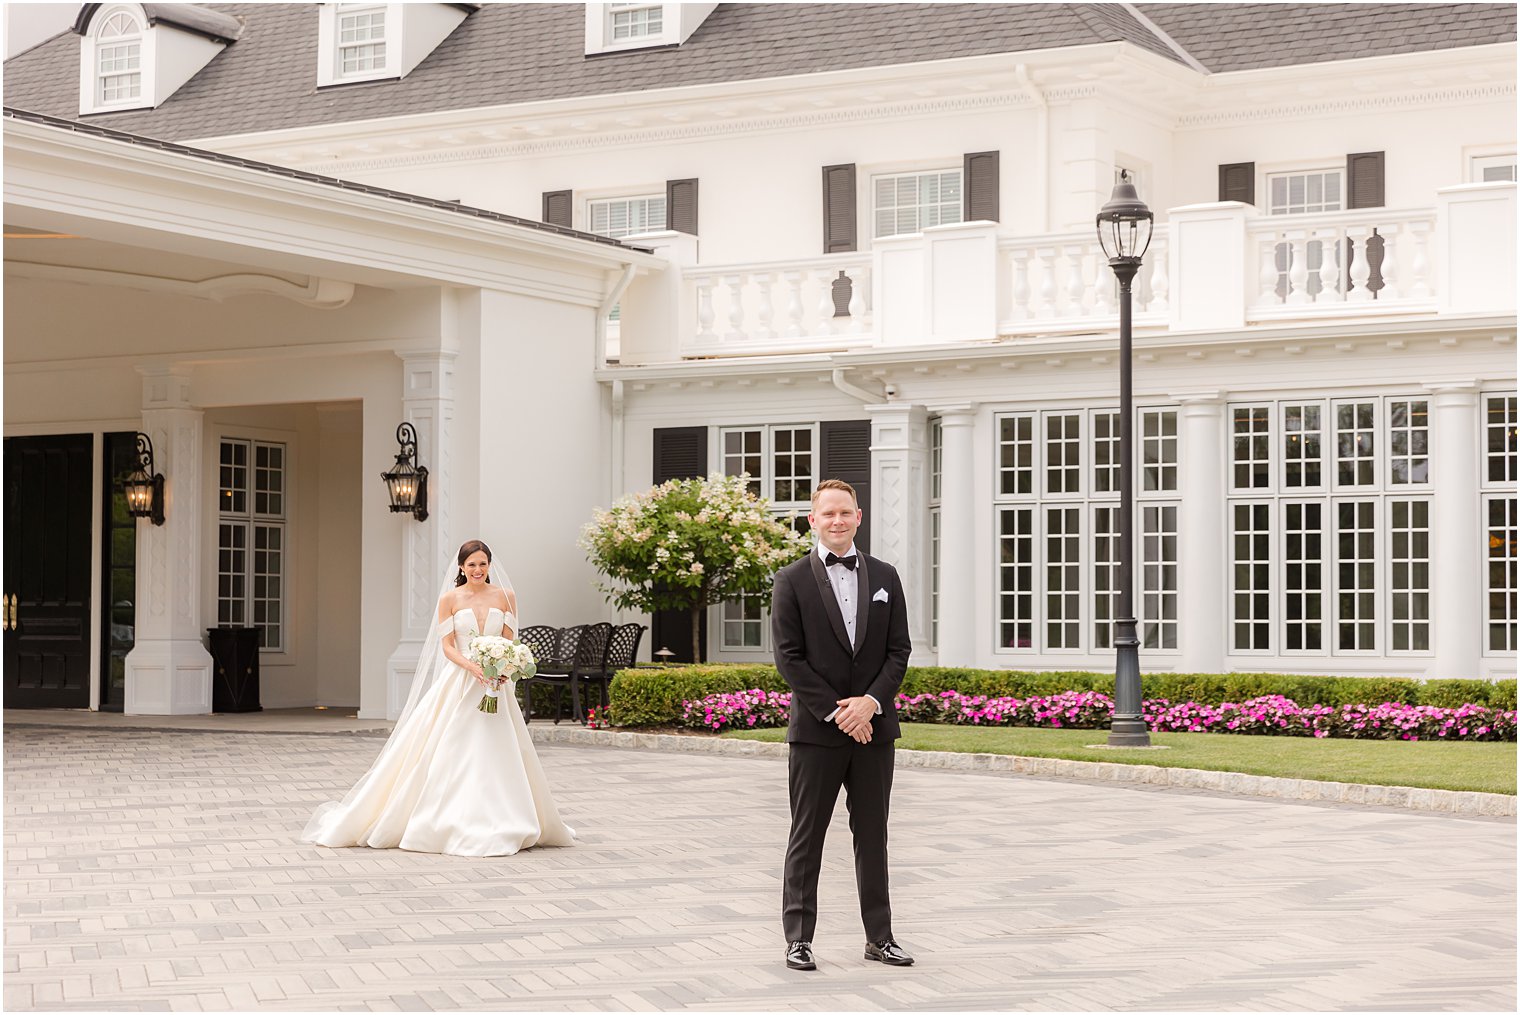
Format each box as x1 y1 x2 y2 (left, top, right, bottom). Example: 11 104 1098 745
825 552 857 570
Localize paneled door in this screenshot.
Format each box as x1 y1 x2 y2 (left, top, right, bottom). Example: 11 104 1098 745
4 434 93 709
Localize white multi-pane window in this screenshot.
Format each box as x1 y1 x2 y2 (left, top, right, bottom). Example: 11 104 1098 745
1283 403 1324 488
1471 154 1518 183
1091 505 1118 650
994 407 1180 656
1232 406 1271 490
1336 500 1377 652
873 169 963 238
336 5 386 76
609 3 663 41
1142 505 1179 650
1045 507 1081 650
96 11 142 104
1484 393 1518 655
1283 502 1325 651
1267 169 1344 216
588 195 666 240
1388 500 1431 652
1387 399 1430 485
1092 412 1119 494
717 425 814 651
1142 410 1179 493
1487 498 1517 654
219 439 287 650
1232 503 1271 651
1226 395 1431 658
1334 400 1378 487
929 417 942 649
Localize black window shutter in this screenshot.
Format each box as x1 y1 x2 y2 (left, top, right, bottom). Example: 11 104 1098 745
666 178 698 234
1218 162 1255 205
822 163 857 254
1346 151 1385 209
651 427 708 661
542 190 572 228
820 420 872 554
963 150 1000 222
653 426 707 484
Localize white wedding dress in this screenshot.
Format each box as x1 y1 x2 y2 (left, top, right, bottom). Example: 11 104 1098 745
302 605 576 857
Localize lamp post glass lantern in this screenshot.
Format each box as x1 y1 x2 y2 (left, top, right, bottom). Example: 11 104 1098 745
381 422 429 522
1096 172 1153 748
122 432 165 526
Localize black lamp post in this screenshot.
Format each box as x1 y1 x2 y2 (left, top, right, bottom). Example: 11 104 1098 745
122 432 165 526
1096 173 1153 748
381 422 429 521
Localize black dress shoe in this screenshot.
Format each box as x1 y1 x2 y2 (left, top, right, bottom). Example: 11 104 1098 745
786 940 816 970
864 939 914 966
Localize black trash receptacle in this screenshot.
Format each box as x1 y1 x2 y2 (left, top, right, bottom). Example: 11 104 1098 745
207 627 262 713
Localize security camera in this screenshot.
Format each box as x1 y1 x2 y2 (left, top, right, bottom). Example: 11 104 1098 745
883 383 899 399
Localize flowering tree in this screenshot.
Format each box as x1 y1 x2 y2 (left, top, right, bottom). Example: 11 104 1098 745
580 473 813 663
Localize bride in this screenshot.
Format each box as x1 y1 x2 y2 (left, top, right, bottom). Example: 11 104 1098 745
303 539 576 856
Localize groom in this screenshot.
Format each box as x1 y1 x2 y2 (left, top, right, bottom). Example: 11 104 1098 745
770 479 913 971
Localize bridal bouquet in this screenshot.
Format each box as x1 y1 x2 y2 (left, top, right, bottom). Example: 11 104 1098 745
467 635 536 714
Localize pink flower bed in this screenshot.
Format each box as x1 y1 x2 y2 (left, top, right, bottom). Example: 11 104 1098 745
675 688 1516 742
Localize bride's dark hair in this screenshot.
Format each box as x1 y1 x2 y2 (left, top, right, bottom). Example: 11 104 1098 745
455 539 493 586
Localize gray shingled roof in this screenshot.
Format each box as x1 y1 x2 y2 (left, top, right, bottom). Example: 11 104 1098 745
1140 3 1515 74
3 4 1513 143
2 106 646 251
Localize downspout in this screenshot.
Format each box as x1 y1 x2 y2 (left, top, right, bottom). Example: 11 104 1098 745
1014 63 1049 234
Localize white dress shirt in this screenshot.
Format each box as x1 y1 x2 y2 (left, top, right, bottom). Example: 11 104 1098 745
816 541 881 721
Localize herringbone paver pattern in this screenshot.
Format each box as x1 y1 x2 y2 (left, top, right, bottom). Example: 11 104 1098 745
4 726 1514 1011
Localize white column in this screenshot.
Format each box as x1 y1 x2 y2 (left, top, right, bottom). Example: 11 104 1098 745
863 402 930 657
382 350 458 719
1428 382 1482 678
125 367 214 715
932 405 977 666
1174 393 1227 673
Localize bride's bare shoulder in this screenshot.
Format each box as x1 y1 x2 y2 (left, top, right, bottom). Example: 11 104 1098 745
436 588 458 619
495 585 516 613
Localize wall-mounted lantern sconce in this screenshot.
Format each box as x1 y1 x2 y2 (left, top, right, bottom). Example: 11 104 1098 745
381 422 429 522
122 432 165 526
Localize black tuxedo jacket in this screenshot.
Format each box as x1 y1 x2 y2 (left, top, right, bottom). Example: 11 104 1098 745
770 549 912 746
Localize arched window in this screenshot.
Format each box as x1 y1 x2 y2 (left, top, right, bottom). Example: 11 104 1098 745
95 9 143 105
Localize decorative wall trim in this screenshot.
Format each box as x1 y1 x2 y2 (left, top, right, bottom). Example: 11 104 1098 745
5 261 356 308
273 90 1056 173
1177 82 1517 130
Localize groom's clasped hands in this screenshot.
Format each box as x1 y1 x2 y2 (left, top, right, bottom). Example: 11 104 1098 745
833 696 876 743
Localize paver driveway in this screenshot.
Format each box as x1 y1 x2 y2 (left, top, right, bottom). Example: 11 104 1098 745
4 725 1515 1011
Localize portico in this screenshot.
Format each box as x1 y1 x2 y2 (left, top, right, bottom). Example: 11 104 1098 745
3 110 659 717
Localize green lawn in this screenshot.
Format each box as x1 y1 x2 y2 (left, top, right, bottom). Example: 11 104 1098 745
722 723 1517 794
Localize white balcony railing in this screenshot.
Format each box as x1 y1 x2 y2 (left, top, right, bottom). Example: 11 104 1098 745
682 253 872 357
612 184 1514 365
1245 207 1436 321
996 226 1169 334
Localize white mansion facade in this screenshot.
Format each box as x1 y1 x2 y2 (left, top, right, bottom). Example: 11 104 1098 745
3 3 1516 717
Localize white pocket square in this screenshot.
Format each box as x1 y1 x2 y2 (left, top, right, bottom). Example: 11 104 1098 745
872 588 890 603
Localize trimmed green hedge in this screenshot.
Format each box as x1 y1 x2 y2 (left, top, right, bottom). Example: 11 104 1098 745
604 663 1518 727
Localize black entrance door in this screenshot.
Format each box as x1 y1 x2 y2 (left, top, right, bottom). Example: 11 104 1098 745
4 434 94 709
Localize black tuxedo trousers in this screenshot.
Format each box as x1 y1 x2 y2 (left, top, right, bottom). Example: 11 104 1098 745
771 551 912 944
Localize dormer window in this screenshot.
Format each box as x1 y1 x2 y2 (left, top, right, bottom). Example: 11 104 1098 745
584 3 718 55
74 3 240 116
336 5 387 77
609 3 662 43
316 3 472 88
96 10 143 105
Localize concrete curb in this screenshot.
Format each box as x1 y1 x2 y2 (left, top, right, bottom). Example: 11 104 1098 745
526 725 1517 818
